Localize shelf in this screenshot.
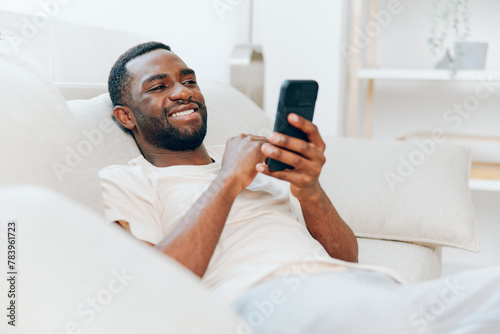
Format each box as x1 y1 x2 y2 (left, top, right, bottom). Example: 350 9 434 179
469 163 500 192
358 68 500 82
399 132 500 143
469 179 500 192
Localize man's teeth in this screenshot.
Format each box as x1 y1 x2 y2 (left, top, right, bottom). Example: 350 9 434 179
171 109 195 118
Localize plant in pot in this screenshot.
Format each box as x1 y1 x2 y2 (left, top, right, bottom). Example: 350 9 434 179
428 0 486 76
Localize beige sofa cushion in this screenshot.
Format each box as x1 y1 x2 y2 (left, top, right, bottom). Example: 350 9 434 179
0 35 103 214
67 93 142 171
357 238 441 283
321 137 478 252
0 185 251 333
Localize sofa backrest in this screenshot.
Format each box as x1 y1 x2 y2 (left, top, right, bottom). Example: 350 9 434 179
0 35 104 215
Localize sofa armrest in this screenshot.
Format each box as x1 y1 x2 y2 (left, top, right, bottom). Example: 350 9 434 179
358 238 442 283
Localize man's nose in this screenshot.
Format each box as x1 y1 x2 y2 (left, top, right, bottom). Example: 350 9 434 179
169 83 193 101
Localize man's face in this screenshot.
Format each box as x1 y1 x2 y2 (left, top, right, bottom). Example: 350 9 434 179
126 49 207 151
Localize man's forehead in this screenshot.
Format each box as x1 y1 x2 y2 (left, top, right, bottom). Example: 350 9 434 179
126 49 188 80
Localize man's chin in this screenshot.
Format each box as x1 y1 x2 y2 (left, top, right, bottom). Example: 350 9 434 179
138 109 208 151
160 139 205 151
154 127 207 151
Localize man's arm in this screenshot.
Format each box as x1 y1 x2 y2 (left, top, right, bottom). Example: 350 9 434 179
258 113 358 263
154 172 241 277
297 188 358 263
153 135 268 278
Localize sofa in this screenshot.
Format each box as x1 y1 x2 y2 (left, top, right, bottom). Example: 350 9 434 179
0 34 478 333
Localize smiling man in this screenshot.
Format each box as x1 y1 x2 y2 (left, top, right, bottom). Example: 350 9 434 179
110 45 210 162
103 41 358 278
100 42 500 334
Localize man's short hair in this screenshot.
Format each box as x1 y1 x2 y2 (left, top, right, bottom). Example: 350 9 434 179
108 41 171 107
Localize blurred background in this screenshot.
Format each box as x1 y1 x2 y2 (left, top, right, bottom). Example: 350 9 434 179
1 0 499 275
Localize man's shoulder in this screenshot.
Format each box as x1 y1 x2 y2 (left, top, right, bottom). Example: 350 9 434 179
98 156 149 181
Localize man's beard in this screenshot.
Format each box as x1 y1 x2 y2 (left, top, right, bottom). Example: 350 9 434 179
134 103 208 151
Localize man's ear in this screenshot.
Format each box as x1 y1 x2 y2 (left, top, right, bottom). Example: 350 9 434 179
113 105 136 131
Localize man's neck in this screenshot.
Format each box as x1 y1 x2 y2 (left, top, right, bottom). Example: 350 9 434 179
142 144 213 167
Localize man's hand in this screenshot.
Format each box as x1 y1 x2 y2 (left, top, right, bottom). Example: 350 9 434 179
257 113 326 202
221 134 268 193
153 134 269 277
257 113 358 262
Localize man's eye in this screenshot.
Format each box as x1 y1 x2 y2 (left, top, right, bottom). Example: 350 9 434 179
184 80 197 85
149 85 166 92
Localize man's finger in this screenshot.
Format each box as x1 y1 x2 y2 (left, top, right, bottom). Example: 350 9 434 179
268 133 323 161
261 143 312 170
287 113 325 152
256 163 316 186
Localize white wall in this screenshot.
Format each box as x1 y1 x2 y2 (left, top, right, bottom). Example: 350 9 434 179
0 0 348 137
0 0 247 86
253 0 348 136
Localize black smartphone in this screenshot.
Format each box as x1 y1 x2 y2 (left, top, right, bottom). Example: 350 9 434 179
267 80 319 172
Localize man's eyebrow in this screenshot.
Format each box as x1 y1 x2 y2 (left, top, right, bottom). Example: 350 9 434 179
180 69 195 76
142 73 168 88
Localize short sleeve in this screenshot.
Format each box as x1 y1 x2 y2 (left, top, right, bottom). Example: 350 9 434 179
289 193 306 225
99 165 163 245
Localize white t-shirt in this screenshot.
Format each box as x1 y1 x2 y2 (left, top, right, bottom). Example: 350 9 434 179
99 145 402 306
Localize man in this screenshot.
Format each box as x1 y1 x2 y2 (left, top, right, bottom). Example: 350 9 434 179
101 42 500 333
